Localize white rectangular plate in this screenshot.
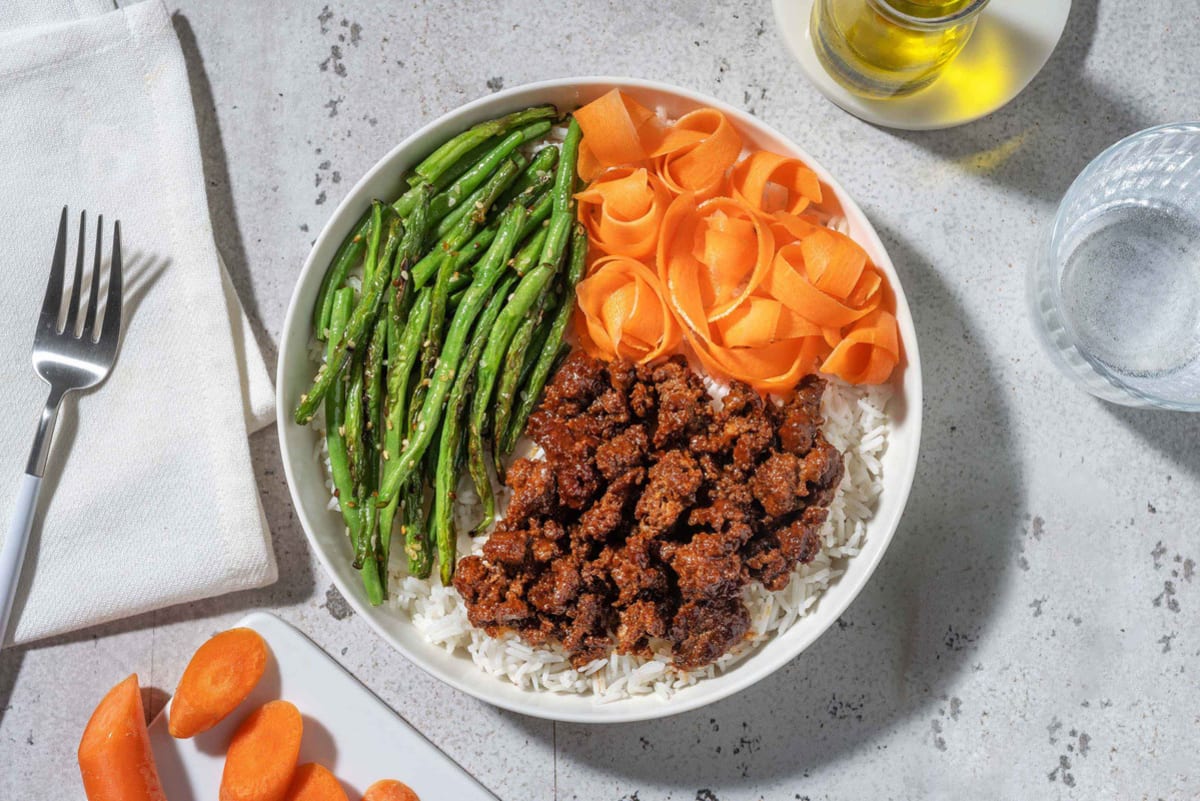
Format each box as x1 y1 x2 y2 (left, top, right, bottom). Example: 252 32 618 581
147 611 498 801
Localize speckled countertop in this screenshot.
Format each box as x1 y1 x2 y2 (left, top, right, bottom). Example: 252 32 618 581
3 2 1199 799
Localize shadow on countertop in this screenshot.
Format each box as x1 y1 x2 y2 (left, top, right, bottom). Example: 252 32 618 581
893 1 1154 206
172 12 278 372
1106 404 1200 485
532 222 1024 792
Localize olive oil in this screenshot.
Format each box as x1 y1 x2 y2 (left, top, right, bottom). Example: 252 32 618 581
811 0 989 98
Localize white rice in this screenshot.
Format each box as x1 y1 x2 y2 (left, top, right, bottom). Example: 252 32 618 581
311 367 890 702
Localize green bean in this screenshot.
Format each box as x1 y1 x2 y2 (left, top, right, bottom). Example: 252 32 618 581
313 209 368 340
295 194 426 424
378 204 528 506
468 260 558 533
362 201 384 288
516 295 556 388
313 126 546 341
553 118 583 214
327 292 385 604
364 223 403 436
532 118 582 273
503 222 589 453
511 226 550 276
432 151 529 242
496 145 559 208
410 158 525 289
324 288 359 539
380 289 433 573
343 344 367 492
431 272 517 580
492 289 550 478
316 137 494 335
392 135 497 219
355 299 388 559
428 121 551 225
411 104 556 186
295 212 404 424
402 476 431 578
447 180 554 278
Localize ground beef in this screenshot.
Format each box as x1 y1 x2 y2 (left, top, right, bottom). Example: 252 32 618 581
453 351 844 671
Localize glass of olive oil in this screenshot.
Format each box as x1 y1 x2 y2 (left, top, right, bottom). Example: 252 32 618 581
811 0 991 99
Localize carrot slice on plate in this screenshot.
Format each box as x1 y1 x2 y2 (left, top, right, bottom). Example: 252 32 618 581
361 779 420 801
220 700 304 801
571 88 902 389
78 674 166 801
820 309 901 384
283 763 349 801
573 89 662 170
575 255 681 363
652 108 742 200
575 167 673 260
169 627 268 739
730 150 823 216
761 243 877 329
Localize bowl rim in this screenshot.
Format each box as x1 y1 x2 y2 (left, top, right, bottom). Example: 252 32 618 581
276 75 924 723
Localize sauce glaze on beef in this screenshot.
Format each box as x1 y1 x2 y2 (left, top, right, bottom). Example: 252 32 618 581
454 352 843 671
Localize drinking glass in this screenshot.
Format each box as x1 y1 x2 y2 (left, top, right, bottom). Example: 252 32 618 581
810 0 990 98
1028 123 1200 410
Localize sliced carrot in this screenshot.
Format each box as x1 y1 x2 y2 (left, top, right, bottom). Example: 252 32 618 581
283 763 349 801
575 167 673 260
730 150 823 216
571 89 902 389
802 228 868 296
361 779 420 801
169 627 268 739
761 243 878 329
220 700 303 801
78 674 166 801
651 108 742 200
573 89 662 170
820 309 901 385
575 255 681 363
768 210 822 245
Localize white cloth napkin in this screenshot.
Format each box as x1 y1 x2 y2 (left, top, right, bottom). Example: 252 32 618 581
0 0 278 645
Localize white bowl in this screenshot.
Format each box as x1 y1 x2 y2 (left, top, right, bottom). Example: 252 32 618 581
277 77 923 723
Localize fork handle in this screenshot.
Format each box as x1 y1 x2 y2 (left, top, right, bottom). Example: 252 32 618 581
0 473 43 646
0 385 63 647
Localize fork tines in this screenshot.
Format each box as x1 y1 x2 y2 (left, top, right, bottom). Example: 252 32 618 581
40 206 122 347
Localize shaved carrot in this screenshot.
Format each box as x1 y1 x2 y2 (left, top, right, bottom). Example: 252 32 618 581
571 89 902 389
576 255 681 363
283 763 349 801
652 108 742 200
731 150 822 216
220 700 303 801
575 167 673 260
78 674 166 801
169 627 268 739
572 88 662 171
361 779 420 801
821 309 900 384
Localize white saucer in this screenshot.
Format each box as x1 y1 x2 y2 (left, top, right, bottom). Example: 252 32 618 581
772 0 1071 130
148 612 498 801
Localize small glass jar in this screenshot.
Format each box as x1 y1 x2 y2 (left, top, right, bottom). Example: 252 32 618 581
810 0 991 99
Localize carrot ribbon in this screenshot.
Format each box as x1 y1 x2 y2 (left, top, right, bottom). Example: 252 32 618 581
572 89 901 388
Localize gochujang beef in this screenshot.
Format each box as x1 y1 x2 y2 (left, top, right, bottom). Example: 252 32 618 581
454 351 844 671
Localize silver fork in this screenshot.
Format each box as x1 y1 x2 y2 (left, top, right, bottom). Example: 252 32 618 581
0 208 123 645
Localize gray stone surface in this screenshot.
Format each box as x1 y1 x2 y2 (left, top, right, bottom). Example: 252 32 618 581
3 1 1200 798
